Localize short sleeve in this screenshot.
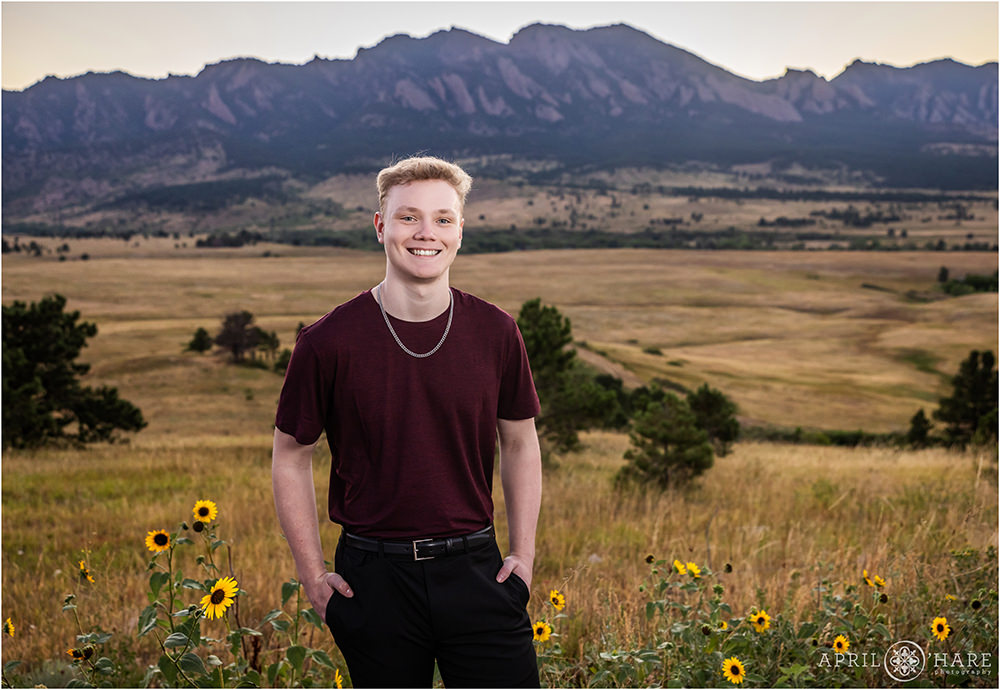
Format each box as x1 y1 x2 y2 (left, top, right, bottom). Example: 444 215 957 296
497 318 541 421
274 330 328 445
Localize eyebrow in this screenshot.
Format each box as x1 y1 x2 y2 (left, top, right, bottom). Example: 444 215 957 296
396 206 458 215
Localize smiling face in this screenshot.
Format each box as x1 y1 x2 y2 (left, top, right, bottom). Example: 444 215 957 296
375 179 464 286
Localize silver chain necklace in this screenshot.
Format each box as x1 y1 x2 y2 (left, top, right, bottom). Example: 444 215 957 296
376 283 454 359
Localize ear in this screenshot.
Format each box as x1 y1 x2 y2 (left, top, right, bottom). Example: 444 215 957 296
373 212 385 244
458 217 464 248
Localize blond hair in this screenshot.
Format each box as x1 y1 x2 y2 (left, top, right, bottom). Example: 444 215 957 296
376 156 473 214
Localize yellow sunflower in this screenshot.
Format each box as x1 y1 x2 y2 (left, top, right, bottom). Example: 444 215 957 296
722 656 746 685
3 618 14 637
67 646 92 661
201 576 239 620
718 620 729 631
334 668 344 689
549 589 566 611
862 569 874 587
78 560 95 583
931 616 950 642
193 499 218 523
673 559 687 575
145 529 171 553
686 562 702 579
751 609 771 633
873 575 885 588
945 594 957 601
833 634 850 653
532 620 552 643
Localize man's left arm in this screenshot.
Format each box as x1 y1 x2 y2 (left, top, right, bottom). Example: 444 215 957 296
495 417 542 589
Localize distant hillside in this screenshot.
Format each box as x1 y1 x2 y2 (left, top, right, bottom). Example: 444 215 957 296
2 22 997 220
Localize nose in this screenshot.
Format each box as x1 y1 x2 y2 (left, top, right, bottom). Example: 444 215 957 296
413 219 437 239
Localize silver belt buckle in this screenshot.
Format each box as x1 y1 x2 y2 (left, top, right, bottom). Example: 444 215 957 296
412 538 434 561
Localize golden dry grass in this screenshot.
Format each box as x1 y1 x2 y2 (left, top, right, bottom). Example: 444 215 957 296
4 247 993 435
2 435 994 675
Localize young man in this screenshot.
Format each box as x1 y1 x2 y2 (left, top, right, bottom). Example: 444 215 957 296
272 156 543 688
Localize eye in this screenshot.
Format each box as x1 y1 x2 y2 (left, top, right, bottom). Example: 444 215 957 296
437 217 453 224
399 215 416 222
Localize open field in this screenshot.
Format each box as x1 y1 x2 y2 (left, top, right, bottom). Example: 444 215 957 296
2 246 997 686
3 247 996 434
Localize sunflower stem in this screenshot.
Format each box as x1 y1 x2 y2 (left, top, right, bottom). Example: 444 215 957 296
293 582 301 645
154 628 201 689
71 603 85 637
166 546 176 633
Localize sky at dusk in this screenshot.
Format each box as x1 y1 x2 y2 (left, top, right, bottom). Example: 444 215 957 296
2 1 997 91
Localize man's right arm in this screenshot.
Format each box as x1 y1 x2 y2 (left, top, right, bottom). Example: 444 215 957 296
271 427 353 615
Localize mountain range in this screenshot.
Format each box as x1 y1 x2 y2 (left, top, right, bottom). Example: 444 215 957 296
3 22 997 219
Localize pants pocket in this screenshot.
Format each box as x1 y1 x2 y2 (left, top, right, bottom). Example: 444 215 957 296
506 571 530 607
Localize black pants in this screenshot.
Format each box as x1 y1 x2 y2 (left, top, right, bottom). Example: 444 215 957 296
325 533 540 688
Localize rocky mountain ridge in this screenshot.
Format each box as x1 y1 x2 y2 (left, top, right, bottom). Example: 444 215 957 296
3 22 997 216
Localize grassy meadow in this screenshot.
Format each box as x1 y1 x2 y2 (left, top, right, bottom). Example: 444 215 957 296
2 245 998 686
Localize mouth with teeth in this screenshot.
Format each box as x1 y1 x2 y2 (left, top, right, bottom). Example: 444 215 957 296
408 248 442 256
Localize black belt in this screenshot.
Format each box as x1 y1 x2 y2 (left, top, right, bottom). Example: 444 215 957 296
342 525 495 561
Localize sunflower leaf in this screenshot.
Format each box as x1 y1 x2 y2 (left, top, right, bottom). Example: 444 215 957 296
588 670 612 687
286 645 307 673
301 607 324 629
270 619 290 632
177 616 202 647
266 661 281 686
174 537 194 546
149 571 169 597
65 679 90 688
237 670 261 688
3 661 22 673
163 632 190 649
871 622 893 640
94 657 115 674
158 655 178 685
205 655 223 668
78 631 112 645
281 582 299 607
181 578 208 591
645 601 658 620
259 609 284 625
177 652 207 676
797 622 818 639
309 649 336 669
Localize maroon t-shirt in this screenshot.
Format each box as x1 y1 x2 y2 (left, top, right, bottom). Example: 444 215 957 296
275 288 540 539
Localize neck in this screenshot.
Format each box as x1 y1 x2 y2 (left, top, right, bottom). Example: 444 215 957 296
375 273 451 322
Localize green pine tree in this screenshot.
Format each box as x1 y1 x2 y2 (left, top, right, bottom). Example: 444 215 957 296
686 383 740 456
617 391 714 489
516 298 618 457
2 294 146 448
933 350 997 447
186 327 213 353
